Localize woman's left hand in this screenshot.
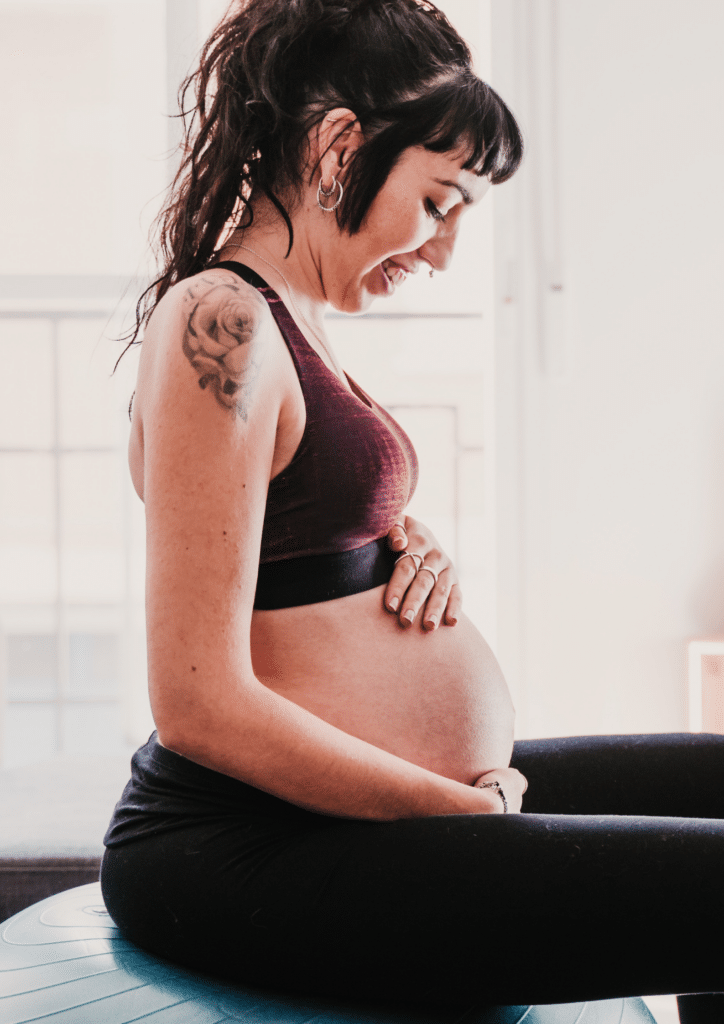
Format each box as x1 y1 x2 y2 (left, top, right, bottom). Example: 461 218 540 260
384 515 462 631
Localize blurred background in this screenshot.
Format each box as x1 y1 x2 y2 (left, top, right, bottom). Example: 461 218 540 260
1 0 723 772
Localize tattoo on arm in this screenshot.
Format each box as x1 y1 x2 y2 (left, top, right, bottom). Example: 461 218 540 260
181 276 266 421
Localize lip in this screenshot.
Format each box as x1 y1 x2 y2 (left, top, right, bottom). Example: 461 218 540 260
378 263 394 294
382 259 412 289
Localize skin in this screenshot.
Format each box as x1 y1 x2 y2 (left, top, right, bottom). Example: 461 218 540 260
180 273 268 419
215 111 491 631
133 107 527 817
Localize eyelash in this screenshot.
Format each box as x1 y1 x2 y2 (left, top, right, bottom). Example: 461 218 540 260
426 200 446 222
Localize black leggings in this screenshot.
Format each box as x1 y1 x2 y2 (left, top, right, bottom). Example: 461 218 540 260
101 733 724 1019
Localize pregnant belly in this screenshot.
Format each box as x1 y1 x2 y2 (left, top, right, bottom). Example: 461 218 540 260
250 585 515 785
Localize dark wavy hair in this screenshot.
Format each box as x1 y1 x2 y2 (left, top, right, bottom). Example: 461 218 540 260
116 0 523 363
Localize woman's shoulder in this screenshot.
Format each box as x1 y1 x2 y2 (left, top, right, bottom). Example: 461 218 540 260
141 267 278 425
152 266 273 349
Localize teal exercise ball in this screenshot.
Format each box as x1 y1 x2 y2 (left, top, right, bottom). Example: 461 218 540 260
0 883 656 1023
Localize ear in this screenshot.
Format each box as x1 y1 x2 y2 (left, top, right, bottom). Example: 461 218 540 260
314 107 364 180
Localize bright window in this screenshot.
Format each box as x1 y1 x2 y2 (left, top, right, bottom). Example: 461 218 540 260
0 0 495 768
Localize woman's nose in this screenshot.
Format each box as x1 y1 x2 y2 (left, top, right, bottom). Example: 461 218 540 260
420 222 460 273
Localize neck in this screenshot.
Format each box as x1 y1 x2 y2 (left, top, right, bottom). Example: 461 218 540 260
216 225 349 389
218 228 327 335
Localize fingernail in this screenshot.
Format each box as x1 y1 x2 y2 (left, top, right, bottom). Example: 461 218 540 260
447 616 458 626
403 610 414 624
389 597 399 611
425 616 438 630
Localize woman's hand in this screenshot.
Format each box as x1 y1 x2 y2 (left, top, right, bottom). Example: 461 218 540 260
473 767 528 814
384 515 462 631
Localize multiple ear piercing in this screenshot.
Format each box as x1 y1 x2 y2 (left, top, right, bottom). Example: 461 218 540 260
317 176 344 212
317 173 435 278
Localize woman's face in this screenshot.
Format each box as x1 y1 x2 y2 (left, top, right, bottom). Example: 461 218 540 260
324 144 490 313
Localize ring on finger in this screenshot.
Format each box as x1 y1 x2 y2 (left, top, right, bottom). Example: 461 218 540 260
395 551 423 571
393 521 407 532
417 563 439 585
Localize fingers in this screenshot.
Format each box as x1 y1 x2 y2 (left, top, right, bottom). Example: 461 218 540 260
385 551 422 612
398 562 458 632
385 552 460 629
383 516 462 629
443 583 462 626
387 521 408 553
474 767 528 812
414 567 450 631
399 565 440 629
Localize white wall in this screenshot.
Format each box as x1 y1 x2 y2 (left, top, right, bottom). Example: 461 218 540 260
492 0 724 738
0 0 500 764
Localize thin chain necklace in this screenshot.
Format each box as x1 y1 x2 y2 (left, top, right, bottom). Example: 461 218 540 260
227 241 347 384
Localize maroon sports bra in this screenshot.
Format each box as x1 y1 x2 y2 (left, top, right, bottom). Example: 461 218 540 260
213 262 419 608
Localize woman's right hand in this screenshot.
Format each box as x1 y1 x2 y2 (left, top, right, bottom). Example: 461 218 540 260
473 767 528 814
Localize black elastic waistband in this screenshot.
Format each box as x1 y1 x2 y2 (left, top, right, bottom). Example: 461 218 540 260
254 537 396 610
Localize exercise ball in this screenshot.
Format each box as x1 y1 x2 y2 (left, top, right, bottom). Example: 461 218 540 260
0 883 656 1023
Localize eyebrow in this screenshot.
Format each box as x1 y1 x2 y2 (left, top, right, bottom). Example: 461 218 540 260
434 179 473 205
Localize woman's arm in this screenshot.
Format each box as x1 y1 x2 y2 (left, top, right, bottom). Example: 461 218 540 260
143 272 512 820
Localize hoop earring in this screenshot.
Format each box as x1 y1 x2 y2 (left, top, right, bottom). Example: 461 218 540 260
317 176 344 213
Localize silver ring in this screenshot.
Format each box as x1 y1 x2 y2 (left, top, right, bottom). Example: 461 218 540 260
393 521 406 531
395 551 423 571
317 175 344 212
417 564 439 585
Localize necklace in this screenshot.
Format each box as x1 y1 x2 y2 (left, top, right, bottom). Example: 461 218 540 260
227 241 346 383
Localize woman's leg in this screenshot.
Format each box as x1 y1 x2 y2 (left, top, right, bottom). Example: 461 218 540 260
512 732 724 1021
510 732 724 817
102 794 724 1010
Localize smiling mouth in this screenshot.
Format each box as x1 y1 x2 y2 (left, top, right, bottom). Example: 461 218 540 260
382 259 409 286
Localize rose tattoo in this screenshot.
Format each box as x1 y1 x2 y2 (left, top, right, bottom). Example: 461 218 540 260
182 280 264 420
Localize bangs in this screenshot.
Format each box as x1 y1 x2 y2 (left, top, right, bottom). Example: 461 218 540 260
336 70 524 234
419 76 524 184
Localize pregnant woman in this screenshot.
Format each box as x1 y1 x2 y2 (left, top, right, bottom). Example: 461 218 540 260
102 2 724 1019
